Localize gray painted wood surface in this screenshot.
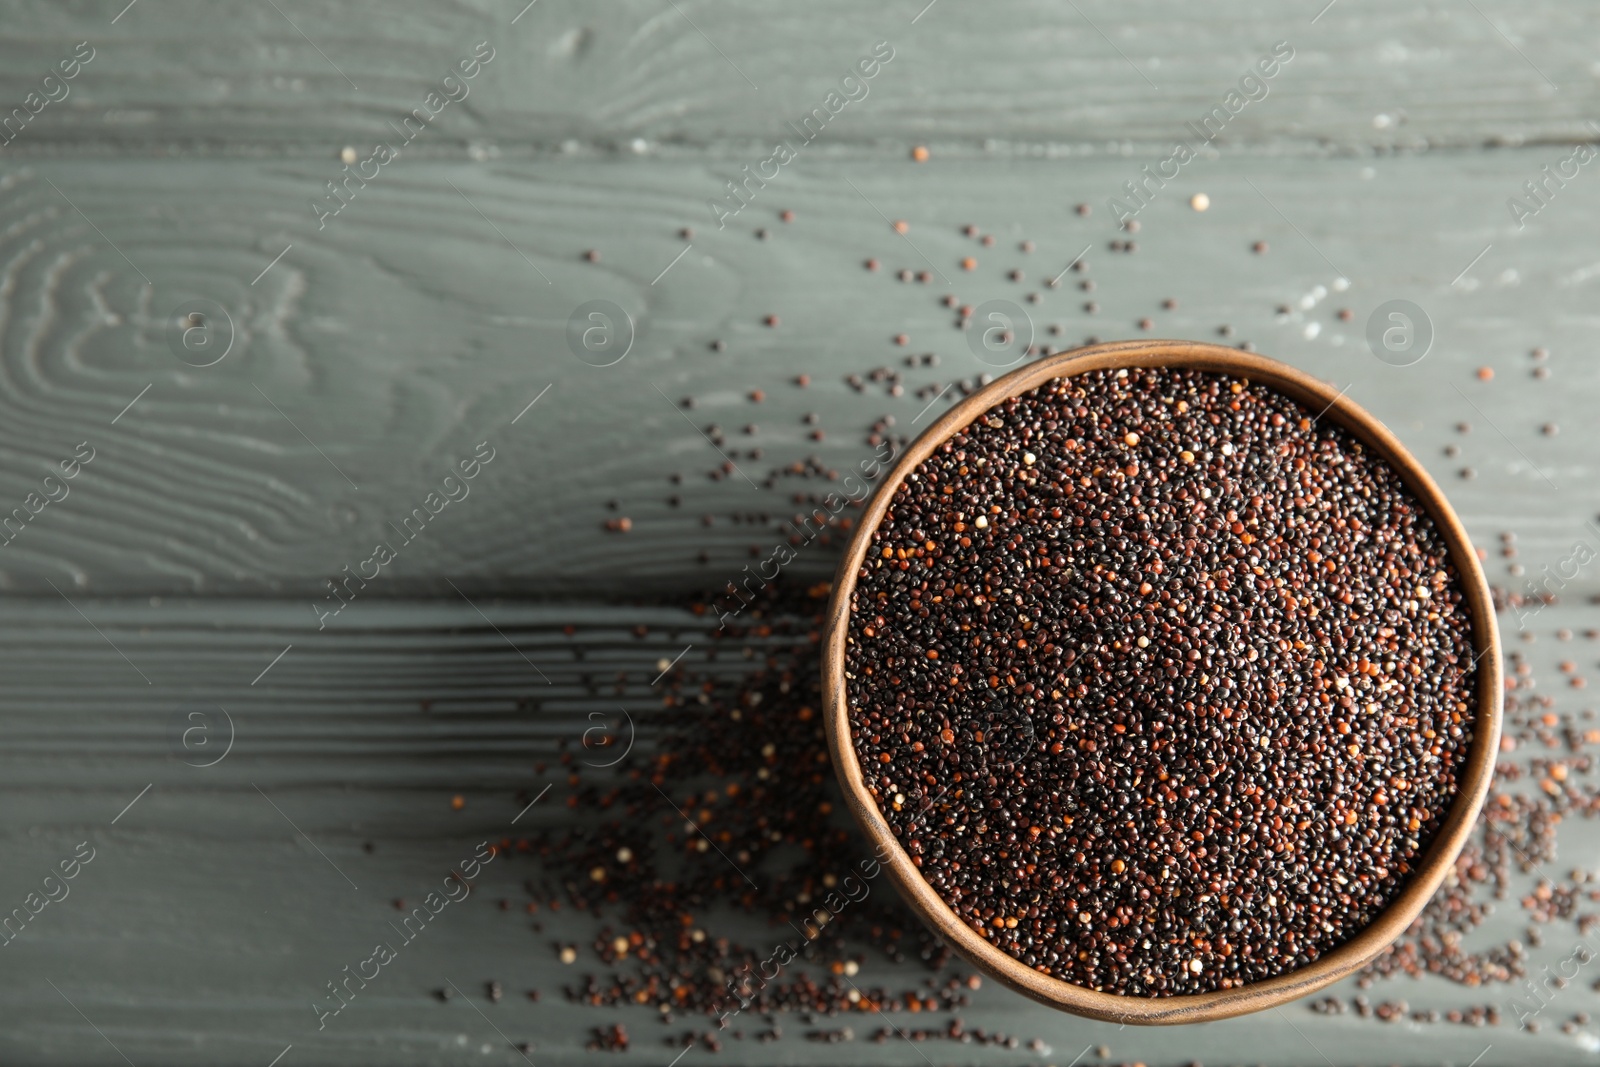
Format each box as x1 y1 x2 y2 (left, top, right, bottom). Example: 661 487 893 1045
2 1 1598 1064
0 154 1592 600
0 0 1594 153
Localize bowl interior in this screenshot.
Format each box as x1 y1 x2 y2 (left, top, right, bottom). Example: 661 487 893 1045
821 340 1502 1024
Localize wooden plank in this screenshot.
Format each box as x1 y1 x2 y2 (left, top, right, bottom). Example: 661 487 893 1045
0 153 1591 598
0 597 1590 1064
0 1 1593 154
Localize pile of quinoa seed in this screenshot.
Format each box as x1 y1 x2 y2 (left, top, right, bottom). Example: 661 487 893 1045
844 365 1479 997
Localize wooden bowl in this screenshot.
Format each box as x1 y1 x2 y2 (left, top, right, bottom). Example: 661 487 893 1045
822 340 1502 1025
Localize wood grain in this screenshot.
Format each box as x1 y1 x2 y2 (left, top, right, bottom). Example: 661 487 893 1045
0 596 1575 1064
0 154 1591 598
0 1 1594 154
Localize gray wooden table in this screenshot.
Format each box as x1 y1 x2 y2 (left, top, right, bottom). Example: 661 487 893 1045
1 2 1596 1063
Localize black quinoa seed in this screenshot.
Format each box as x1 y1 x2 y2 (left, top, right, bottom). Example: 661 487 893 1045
844 366 1477 997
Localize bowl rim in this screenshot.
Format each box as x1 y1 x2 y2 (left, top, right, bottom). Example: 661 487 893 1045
821 339 1503 1025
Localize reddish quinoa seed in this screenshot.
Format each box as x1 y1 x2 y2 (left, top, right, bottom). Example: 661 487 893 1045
844 366 1477 996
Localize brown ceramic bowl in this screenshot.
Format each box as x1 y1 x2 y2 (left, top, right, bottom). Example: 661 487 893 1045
822 340 1501 1025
